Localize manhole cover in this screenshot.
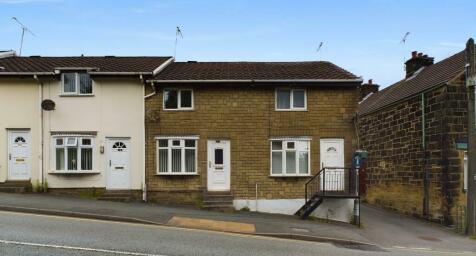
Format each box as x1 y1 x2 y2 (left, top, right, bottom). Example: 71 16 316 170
418 236 441 242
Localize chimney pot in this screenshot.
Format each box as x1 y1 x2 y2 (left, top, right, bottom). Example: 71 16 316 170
368 79 373 85
412 51 418 58
418 52 423 57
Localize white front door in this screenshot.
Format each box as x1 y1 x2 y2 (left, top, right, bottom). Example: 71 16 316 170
320 138 345 191
207 140 231 191
106 138 131 189
8 130 31 180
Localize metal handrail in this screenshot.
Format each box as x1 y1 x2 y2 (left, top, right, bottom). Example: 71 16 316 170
304 167 359 204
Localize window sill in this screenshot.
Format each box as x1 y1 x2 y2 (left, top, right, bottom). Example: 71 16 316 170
162 109 195 112
48 170 101 175
59 94 94 97
275 109 308 112
269 174 312 178
155 173 199 176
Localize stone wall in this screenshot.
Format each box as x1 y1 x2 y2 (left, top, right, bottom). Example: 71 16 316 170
358 82 467 225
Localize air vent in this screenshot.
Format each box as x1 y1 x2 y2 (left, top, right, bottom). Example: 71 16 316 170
29 55 41 58
105 55 116 58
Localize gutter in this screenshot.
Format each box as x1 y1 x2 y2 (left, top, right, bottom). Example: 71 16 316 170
146 78 364 83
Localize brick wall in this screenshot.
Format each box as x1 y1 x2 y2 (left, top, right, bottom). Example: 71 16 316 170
145 83 359 204
358 82 467 225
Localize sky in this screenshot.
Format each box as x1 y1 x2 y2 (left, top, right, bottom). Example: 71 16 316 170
0 0 475 87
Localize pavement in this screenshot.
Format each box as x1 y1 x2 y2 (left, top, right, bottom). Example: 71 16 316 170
0 192 474 254
0 210 460 256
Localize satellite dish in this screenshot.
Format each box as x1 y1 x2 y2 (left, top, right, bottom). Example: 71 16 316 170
41 99 55 111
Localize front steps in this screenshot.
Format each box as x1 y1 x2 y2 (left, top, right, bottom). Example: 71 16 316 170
0 181 31 193
97 190 133 202
202 191 234 212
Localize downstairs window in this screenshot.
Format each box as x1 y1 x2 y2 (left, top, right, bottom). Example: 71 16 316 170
271 139 310 176
54 137 93 171
156 137 198 174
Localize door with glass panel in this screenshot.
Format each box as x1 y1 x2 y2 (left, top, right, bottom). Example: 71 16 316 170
207 140 231 191
8 130 30 180
320 139 345 191
106 138 131 189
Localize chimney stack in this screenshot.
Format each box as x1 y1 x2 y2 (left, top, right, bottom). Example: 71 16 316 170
405 51 434 78
360 79 380 100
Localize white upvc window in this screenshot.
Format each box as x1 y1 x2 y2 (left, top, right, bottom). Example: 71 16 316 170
275 89 307 110
270 139 310 176
163 89 193 110
156 137 198 174
61 72 93 95
54 137 93 171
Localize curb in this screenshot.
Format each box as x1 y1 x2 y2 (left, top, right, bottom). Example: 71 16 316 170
0 205 161 226
0 204 378 249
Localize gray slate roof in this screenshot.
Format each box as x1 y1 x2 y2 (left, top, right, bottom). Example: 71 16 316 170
359 51 466 115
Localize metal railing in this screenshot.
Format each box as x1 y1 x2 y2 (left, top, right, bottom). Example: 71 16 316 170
304 167 359 203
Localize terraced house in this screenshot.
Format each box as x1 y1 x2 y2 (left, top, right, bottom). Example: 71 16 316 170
0 51 363 221
144 61 363 221
0 51 173 199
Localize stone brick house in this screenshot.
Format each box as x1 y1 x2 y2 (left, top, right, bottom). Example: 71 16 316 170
144 61 362 221
358 50 468 226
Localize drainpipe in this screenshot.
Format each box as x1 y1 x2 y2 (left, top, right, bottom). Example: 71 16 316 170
421 93 430 219
34 75 44 191
140 75 147 201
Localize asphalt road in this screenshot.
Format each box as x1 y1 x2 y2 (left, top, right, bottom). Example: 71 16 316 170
0 211 473 256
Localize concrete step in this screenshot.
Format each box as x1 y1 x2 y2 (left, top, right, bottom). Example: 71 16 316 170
0 181 31 193
97 190 133 202
202 191 234 213
203 195 234 202
0 186 26 193
97 196 131 202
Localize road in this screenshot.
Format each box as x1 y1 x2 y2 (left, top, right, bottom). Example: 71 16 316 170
0 211 473 256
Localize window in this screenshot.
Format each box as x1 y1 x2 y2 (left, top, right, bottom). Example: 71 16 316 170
163 89 193 110
271 139 310 176
276 89 306 110
156 137 198 174
54 137 93 171
61 73 93 95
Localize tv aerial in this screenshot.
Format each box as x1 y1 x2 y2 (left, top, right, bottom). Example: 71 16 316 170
12 17 36 56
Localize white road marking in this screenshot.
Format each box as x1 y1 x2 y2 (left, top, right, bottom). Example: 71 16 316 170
0 239 168 256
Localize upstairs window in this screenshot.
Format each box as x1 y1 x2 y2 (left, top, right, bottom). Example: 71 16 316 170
54 137 93 171
62 73 93 95
276 89 306 110
163 89 193 110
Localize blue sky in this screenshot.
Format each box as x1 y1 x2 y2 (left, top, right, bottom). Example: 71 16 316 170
0 0 475 87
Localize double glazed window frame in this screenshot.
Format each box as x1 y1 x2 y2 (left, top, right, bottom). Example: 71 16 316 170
275 88 307 111
156 136 198 175
163 88 194 111
52 135 94 172
270 138 311 177
61 72 93 96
